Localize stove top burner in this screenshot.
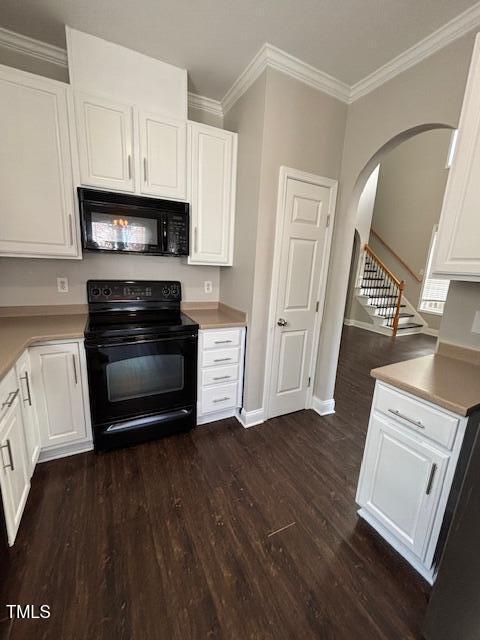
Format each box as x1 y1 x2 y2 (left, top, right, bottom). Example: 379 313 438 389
85 310 198 340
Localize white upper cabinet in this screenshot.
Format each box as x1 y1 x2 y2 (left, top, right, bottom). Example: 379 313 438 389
433 34 480 280
75 93 135 192
0 64 79 259
188 121 237 266
139 111 187 200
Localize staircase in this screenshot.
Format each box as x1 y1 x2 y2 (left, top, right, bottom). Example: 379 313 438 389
354 245 426 336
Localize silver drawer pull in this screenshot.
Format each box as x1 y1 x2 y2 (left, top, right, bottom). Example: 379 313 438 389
1 389 19 410
213 396 230 403
1 440 14 471
214 358 231 363
213 375 231 381
426 463 437 495
388 408 424 429
214 340 232 344
20 372 32 406
72 354 78 385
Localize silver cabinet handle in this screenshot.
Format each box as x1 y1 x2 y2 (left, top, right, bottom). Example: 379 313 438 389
426 463 437 495
213 397 230 404
143 157 148 182
194 227 198 253
19 372 32 406
68 215 74 246
1 440 14 471
214 340 232 344
213 375 231 381
72 354 78 385
277 318 288 327
388 408 424 429
127 154 132 179
213 358 231 363
1 389 19 410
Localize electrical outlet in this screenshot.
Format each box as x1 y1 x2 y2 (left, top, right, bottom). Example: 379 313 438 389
204 281 213 294
57 277 69 293
471 310 480 334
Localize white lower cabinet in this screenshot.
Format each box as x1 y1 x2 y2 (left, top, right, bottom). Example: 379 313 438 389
356 381 468 583
29 341 92 458
197 327 245 424
0 372 30 546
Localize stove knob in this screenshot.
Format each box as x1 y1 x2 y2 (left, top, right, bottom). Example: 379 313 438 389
91 287 100 297
162 287 169 296
103 287 112 297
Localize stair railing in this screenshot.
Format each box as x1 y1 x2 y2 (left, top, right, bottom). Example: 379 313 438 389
364 244 405 337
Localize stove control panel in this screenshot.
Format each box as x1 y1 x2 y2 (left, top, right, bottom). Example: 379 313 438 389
87 280 181 303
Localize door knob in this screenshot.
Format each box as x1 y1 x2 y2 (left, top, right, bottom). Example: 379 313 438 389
277 318 288 327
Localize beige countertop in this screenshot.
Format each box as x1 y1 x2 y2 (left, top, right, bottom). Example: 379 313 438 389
371 352 480 417
0 313 87 382
182 303 247 330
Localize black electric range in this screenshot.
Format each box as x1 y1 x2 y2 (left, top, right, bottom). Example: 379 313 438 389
84 280 198 452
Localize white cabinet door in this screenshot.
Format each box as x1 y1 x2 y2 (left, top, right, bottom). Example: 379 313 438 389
357 413 448 559
433 35 480 280
29 342 88 449
139 111 186 199
0 395 30 546
188 122 237 266
0 65 79 258
15 351 41 476
75 92 134 192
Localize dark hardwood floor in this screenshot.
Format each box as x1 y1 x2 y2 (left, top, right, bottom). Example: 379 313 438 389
0 326 436 640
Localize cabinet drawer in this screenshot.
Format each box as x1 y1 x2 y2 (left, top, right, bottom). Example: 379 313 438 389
201 382 238 414
374 384 459 449
203 329 241 349
201 364 239 387
202 347 240 368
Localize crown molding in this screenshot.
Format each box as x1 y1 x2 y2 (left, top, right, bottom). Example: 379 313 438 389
222 42 351 113
187 92 223 117
349 1 480 102
0 26 67 67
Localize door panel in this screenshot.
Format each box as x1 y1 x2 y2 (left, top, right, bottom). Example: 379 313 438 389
76 93 134 192
268 172 336 418
15 351 40 476
0 399 30 546
140 112 186 199
30 343 87 447
357 413 448 558
0 67 78 257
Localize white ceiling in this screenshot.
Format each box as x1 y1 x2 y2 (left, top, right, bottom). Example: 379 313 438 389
0 0 478 99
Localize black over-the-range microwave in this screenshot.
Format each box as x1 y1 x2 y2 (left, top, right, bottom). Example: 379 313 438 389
78 188 189 256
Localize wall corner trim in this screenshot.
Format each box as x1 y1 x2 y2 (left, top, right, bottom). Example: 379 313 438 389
311 396 336 416
236 408 265 428
0 26 67 67
187 92 223 118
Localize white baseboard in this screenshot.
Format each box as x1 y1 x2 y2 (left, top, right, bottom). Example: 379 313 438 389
311 396 336 416
197 408 237 425
421 327 439 337
236 408 265 428
38 440 93 463
344 318 391 336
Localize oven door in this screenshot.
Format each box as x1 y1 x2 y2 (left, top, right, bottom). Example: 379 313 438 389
85 332 197 426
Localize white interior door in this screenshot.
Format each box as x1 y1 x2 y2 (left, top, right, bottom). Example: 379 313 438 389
268 168 337 419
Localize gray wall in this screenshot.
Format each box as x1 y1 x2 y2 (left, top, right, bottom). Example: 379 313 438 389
314 30 479 403
221 67 348 413
439 281 480 350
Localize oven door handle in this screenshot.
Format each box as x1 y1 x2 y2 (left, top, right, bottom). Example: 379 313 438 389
90 334 197 348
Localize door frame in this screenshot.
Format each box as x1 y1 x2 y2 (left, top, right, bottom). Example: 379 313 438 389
263 166 338 420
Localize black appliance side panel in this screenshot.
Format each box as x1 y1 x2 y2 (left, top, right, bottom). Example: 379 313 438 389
423 411 480 640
